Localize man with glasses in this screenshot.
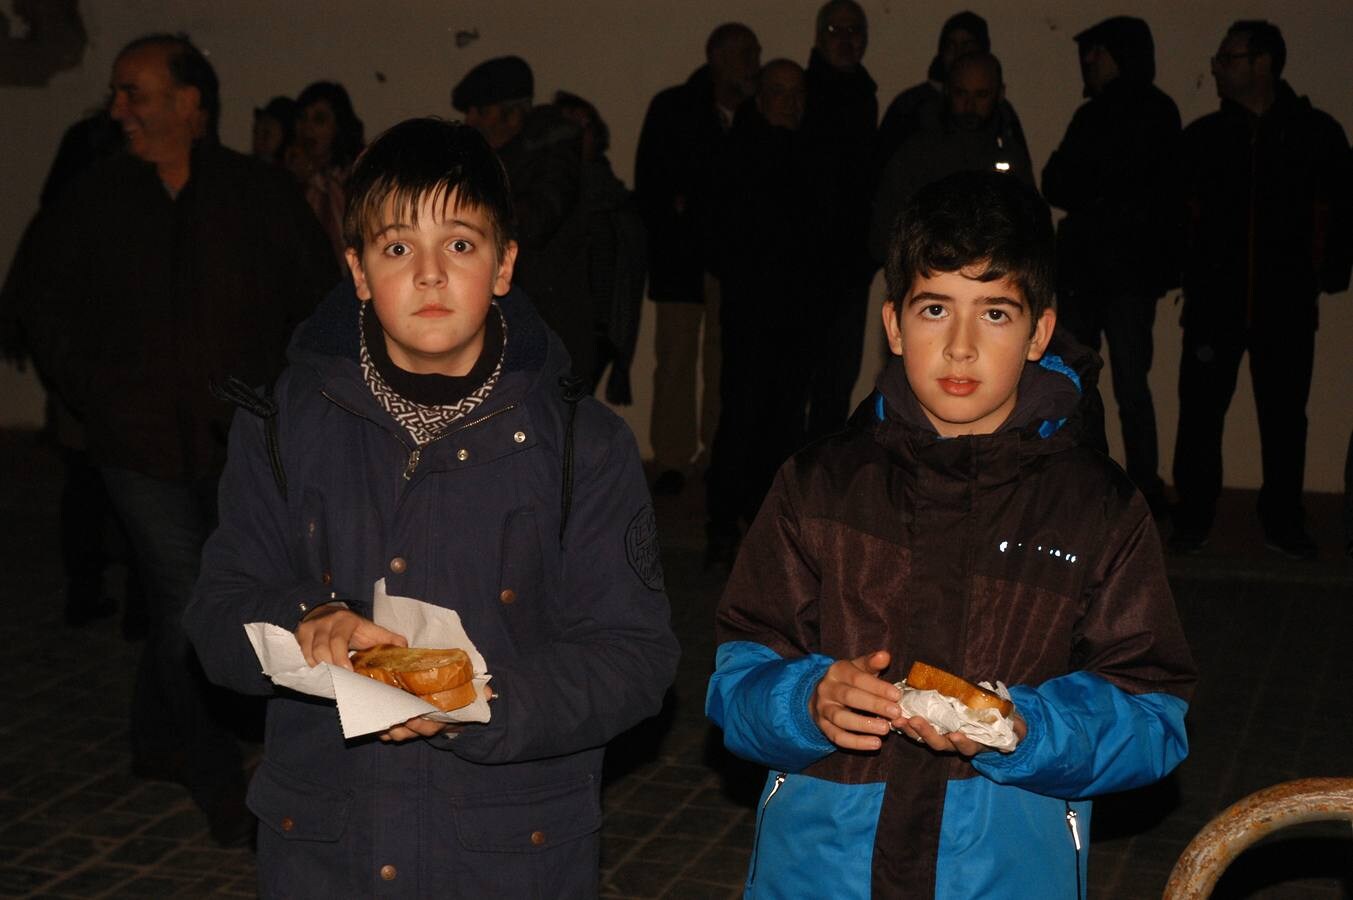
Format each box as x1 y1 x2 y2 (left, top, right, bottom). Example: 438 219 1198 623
1170 20 1352 559
802 0 879 440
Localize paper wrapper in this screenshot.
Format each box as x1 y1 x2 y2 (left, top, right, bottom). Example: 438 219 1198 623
895 678 1019 752
244 579 491 739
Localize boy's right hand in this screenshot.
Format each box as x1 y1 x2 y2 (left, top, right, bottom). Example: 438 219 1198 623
294 606 407 669
810 650 903 752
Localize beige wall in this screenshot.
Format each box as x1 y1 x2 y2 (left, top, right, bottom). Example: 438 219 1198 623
2 0 1350 491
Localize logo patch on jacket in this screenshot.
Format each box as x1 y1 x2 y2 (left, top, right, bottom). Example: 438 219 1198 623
625 506 665 592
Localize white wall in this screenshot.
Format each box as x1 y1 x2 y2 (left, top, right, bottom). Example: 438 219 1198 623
2 0 1350 490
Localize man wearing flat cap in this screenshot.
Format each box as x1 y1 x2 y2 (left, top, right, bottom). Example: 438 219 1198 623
453 55 592 378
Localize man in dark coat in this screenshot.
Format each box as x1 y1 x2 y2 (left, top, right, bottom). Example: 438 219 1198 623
705 59 829 566
1171 20 1353 558
877 11 1027 174
453 56 592 378
801 0 880 439
634 23 760 495
20 34 336 845
1042 16 1182 515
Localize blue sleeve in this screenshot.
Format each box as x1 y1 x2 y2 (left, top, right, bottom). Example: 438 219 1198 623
971 670 1189 798
706 640 837 772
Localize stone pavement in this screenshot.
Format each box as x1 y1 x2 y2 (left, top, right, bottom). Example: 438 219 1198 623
1 429 1351 899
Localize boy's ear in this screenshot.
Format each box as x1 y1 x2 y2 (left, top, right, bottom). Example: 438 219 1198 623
493 240 519 297
345 248 372 301
1025 307 1056 361
880 300 905 356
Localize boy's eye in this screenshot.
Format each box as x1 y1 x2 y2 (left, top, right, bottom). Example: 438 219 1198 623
385 242 411 257
984 309 1008 323
920 304 946 319
449 239 473 253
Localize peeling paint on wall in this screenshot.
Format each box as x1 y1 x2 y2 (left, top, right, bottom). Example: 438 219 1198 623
0 0 87 87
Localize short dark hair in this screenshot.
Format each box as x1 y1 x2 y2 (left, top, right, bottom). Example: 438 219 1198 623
1227 19 1285 77
948 50 1003 87
297 81 365 168
117 33 220 142
705 22 756 59
342 118 516 258
816 0 866 36
884 171 1055 327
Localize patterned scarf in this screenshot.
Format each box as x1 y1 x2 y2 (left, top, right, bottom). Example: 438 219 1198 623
359 301 505 447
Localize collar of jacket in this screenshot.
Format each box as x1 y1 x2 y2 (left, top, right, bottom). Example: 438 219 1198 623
1218 80 1308 125
860 352 1083 485
287 279 559 423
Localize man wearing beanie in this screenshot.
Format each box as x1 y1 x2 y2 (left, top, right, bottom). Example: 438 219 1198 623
453 55 593 377
1042 15 1182 517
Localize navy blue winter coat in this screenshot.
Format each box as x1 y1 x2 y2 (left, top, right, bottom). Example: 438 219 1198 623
186 284 679 898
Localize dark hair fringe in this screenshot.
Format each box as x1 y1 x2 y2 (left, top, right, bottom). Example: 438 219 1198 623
342 118 517 257
883 170 1055 327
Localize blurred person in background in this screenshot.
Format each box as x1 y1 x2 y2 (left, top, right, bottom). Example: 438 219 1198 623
288 81 364 267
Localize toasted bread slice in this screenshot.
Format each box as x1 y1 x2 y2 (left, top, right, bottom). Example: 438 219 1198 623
905 661 1013 718
351 645 472 696
419 681 479 712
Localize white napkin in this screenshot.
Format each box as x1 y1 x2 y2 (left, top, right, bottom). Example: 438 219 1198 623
244 578 492 739
895 678 1019 752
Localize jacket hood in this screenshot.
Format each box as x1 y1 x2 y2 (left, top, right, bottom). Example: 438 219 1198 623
864 324 1100 454
288 278 561 407
1076 16 1156 84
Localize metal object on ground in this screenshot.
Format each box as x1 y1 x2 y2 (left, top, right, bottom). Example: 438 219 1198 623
1163 777 1353 898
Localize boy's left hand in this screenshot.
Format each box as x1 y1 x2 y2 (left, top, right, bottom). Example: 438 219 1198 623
379 683 497 742
894 713 1028 757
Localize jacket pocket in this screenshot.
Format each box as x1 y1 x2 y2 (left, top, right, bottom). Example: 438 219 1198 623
297 488 333 589
248 759 352 842
450 774 600 853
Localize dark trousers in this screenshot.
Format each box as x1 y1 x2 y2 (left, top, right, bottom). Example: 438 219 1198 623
806 274 873 441
1060 289 1164 498
707 314 813 534
1171 323 1315 536
100 466 245 809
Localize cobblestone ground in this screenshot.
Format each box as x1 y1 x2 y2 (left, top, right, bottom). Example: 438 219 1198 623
2 431 1350 899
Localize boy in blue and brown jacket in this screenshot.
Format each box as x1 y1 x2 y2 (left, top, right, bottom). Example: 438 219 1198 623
186 119 678 898
707 171 1195 898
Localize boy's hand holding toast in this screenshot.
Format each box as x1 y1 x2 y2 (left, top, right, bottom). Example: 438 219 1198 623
812 650 1027 756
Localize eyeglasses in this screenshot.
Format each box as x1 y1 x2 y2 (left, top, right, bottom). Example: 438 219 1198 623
1212 51 1256 66
825 23 865 37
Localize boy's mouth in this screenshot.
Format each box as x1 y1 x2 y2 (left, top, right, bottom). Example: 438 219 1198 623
938 378 979 396
415 305 452 318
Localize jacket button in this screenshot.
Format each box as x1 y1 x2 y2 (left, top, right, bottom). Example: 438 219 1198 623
280 816 295 832
499 589 516 604
389 557 407 574
513 431 526 443
530 830 546 846
457 448 470 461
380 864 397 881
321 571 332 585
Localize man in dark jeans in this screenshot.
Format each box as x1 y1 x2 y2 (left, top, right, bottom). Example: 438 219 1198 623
1042 16 1181 517
22 34 335 844
1171 20 1352 558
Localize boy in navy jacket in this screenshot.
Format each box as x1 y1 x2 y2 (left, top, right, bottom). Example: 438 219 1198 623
706 171 1194 898
187 119 678 898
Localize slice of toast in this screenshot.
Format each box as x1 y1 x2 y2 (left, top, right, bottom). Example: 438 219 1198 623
905 660 1013 718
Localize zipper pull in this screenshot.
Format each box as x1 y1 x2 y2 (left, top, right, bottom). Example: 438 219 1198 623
1065 807 1081 851
764 772 787 808
403 449 421 481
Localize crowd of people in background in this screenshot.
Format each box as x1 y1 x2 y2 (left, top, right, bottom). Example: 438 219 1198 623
0 1 1351 858
633 4 1352 567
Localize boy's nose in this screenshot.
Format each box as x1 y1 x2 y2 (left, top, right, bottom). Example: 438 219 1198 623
944 322 977 361
414 263 447 288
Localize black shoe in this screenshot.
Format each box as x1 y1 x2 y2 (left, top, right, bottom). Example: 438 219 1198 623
1167 527 1209 555
203 782 255 848
653 469 686 496
1264 528 1317 560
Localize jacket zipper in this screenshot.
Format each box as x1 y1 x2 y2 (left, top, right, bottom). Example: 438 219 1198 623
748 772 787 886
321 389 518 481
1065 802 1083 899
